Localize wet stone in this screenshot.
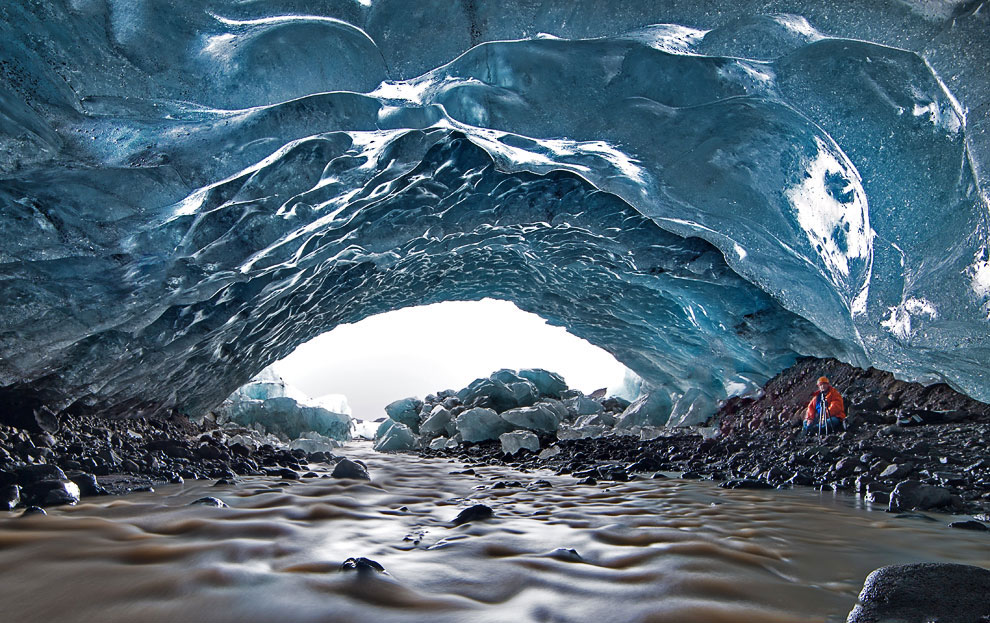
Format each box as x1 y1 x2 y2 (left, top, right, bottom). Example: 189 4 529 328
947 520 989 532
847 563 990 623
2 484 21 511
452 504 494 526
331 458 370 480
340 557 385 574
20 506 46 517
24 480 80 507
66 472 108 497
189 497 228 508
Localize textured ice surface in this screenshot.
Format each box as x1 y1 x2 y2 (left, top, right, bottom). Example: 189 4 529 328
372 421 417 452
500 430 540 455
455 407 514 443
1 1 989 422
218 396 352 440
384 397 424 433
615 393 673 429
216 369 352 440
500 402 563 433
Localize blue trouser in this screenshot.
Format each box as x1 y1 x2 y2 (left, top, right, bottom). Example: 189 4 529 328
804 417 843 434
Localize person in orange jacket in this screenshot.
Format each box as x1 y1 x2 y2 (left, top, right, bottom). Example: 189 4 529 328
804 376 845 435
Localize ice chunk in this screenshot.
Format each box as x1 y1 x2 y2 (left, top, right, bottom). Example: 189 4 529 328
351 419 379 440
428 436 449 450
419 405 453 437
217 396 351 441
499 431 540 455
615 392 673 429
518 369 568 398
385 397 424 433
457 373 539 412
556 425 608 440
455 407 513 442
501 402 563 433
667 388 717 427
373 421 417 452
564 395 603 418
575 411 616 427
288 431 341 454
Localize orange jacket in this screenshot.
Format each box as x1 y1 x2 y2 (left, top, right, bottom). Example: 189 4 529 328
806 386 845 422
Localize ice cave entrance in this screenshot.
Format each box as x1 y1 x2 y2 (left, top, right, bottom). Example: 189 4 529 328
269 299 633 421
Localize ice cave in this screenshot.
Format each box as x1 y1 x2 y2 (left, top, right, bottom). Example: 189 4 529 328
2 0 987 427
2 2 990 621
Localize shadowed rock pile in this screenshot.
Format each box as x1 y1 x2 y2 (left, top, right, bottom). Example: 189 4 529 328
420 358 990 523
1 413 345 514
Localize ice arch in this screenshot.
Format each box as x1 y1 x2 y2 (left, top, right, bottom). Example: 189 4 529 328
0 1 988 422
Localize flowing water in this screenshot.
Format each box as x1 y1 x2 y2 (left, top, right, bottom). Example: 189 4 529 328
1 441 987 623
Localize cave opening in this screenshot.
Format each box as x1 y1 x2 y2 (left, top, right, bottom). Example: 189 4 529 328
263 298 634 422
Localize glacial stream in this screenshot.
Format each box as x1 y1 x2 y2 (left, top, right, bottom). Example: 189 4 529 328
1 441 987 623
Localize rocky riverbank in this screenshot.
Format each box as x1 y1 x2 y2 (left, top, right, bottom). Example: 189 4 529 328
0 411 344 514
420 358 990 526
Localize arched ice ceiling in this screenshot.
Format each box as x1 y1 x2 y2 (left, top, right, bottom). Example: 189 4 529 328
0 0 987 419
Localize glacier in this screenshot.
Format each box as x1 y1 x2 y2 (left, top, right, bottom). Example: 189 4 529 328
215 367 352 441
0 1 988 427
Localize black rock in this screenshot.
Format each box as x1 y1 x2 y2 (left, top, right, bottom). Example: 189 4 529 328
888 480 957 512
20 506 46 517
2 484 21 511
24 480 80 506
14 464 67 485
576 476 598 485
340 557 385 574
847 563 990 623
213 478 235 486
452 504 494 526
67 472 108 496
331 458 370 480
948 520 989 532
268 468 300 480
596 464 629 481
189 497 228 508
865 491 891 505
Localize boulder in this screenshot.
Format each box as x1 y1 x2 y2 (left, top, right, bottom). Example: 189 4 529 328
615 391 672 428
384 397 424 433
667 388 716 427
499 431 540 455
419 405 453 437
373 421 417 452
500 403 562 433
517 369 568 398
455 407 513 443
331 458 370 480
888 480 958 512
563 395 603 418
847 563 990 623
451 504 494 526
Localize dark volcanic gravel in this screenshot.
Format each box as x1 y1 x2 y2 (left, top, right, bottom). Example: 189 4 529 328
0 411 341 513
420 358 990 521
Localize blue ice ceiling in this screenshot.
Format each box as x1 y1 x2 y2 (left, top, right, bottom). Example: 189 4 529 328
0 0 988 418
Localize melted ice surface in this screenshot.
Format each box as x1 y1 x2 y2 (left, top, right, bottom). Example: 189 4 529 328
0 1 988 416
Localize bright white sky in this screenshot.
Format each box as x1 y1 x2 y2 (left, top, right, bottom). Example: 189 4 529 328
271 298 630 420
